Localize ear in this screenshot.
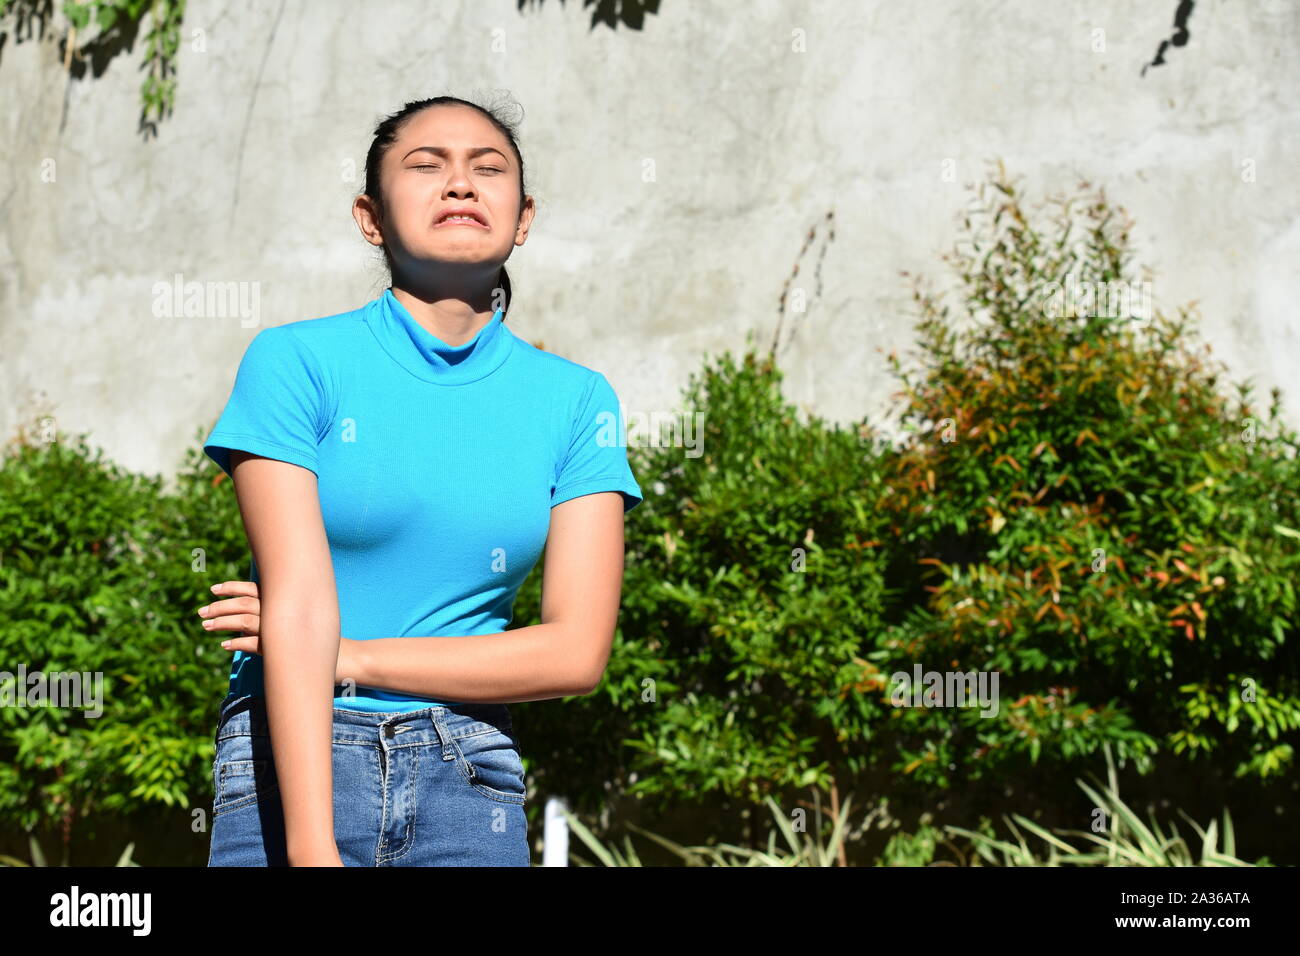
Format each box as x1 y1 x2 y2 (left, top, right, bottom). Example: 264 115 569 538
352 195 385 248
514 195 536 246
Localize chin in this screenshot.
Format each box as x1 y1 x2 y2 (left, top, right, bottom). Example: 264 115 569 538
418 250 498 268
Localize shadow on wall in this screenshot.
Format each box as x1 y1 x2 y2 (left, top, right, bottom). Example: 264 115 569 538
0 0 663 139
519 0 662 31
1141 0 1195 77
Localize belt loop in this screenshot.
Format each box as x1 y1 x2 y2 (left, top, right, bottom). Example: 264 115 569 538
428 707 455 761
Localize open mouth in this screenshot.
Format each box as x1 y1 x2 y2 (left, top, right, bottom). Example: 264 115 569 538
434 210 489 228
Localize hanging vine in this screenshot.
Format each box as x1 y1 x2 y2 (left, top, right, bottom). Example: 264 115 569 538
1 0 187 136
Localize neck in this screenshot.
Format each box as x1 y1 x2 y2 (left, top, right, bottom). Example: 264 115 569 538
389 285 500 348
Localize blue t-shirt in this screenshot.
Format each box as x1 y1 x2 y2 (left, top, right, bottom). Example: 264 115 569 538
203 287 643 711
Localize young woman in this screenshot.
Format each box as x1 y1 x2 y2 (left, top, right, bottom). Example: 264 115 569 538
200 96 642 867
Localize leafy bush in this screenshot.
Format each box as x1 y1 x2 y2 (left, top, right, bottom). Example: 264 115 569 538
516 164 1300 857
0 425 247 861
861 162 1300 794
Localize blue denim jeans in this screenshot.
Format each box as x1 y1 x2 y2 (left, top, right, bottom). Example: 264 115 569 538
206 693 530 866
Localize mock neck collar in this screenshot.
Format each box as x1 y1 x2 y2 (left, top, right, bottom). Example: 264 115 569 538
366 287 514 385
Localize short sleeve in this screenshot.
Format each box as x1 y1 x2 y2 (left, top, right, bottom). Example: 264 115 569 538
203 325 329 481
551 372 644 512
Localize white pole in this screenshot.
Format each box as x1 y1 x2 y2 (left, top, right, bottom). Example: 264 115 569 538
542 795 569 866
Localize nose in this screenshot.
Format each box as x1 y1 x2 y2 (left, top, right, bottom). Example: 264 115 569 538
442 169 476 200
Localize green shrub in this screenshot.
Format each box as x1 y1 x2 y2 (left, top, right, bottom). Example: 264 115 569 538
0 426 246 861
862 162 1300 793
516 163 1300 845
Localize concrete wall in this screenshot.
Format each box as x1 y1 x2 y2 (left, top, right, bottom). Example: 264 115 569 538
2 0 1298 481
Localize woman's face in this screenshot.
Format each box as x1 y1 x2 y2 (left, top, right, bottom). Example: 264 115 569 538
359 104 533 291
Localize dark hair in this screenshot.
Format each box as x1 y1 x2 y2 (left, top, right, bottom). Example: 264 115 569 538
363 95 528 318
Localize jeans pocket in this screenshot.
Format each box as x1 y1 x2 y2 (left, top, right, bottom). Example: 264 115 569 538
452 728 527 805
213 733 279 816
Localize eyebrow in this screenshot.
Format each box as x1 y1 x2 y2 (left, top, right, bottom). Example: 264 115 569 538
401 146 509 165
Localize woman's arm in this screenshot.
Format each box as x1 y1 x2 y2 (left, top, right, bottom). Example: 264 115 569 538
202 490 628 703
228 450 341 865
345 490 627 703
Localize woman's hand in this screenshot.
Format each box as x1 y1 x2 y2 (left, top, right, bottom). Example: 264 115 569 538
198 580 263 655
200 581 357 684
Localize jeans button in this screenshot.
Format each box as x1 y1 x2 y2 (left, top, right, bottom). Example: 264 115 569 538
383 724 394 738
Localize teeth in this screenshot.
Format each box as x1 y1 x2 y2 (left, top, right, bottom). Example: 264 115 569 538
442 214 480 223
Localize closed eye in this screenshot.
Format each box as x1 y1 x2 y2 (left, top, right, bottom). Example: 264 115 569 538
410 165 503 174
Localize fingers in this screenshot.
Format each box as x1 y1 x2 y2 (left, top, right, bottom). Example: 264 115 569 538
199 595 258 618
198 597 258 634
200 612 259 635
203 582 262 651
210 580 259 598
219 635 260 654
